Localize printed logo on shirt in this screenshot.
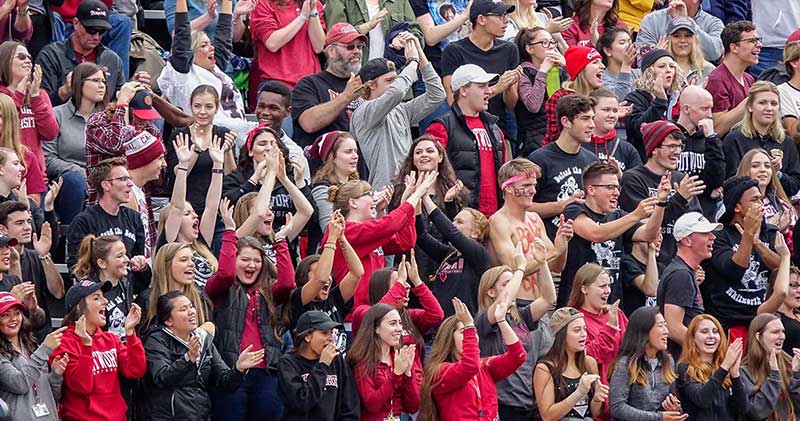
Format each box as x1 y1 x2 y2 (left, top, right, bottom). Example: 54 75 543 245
591 239 621 283
19 107 34 130
97 226 137 243
577 40 591 47
471 128 493 152
437 258 464 282
325 374 339 387
725 244 769 306
301 373 310 382
92 348 119 374
328 90 364 119
106 296 126 339
550 174 581 228
678 151 706 176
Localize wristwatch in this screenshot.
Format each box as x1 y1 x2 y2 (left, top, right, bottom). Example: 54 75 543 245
309 11 319 17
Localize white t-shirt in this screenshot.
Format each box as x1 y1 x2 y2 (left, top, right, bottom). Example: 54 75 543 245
367 3 385 60
131 184 151 261
778 81 800 120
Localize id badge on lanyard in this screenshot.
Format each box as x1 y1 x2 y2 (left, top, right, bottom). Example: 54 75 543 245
31 383 50 418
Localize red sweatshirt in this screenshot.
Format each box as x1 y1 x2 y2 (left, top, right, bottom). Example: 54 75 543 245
320 202 417 317
53 0 113 20
0 88 58 189
579 307 628 421
50 325 146 421
432 327 526 421
354 349 423 421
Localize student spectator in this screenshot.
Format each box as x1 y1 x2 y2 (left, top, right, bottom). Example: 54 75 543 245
440 0 520 136
0 147 24 203
504 0 570 49
50 280 146 421
36 0 126 107
597 27 638 101
417 194 489 316
72 235 150 339
348 303 423 420
291 210 364 352
0 0 31 44
736 149 797 240
0 292 64 420
778 40 800 144
758 29 800 86
636 0 723 62
569 263 629 389
0 200 63 339
750 5 800 77
419 297 526 421
724 81 800 198
159 0 252 139
514 27 569 155
541 45 605 145
309 131 360 232
673 85 725 219
740 312 800 420
124 130 167 261
703 176 780 342
619 237 662 315
325 0 421 62
66 158 145 272
476 257 556 420
278 310 361 421
0 232 47 328
658 212 721 358
562 162 665 307
623 49 683 160
249 0 325 105
352 40 446 191
561 0 625 48
85 84 162 204
676 315 748 421
425 64 506 216
165 0 255 40
205 234 295 420
608 307 683 421
142 291 262 420
586 89 642 171
0 98 45 229
705 21 760 137
621 121 704 264
45 62 107 223
253 81 310 180
292 22 367 149
533 307 608 421
756 235 795 352
667 17 716 84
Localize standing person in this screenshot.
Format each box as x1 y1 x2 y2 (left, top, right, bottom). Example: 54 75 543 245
586 89 642 172
561 0 625 48
529 94 601 239
348 303 422 421
425 64 507 216
608 307 685 421
724 81 800 199
658 212 721 359
596 27 638 101
533 307 608 421
308 131 360 232
636 0 724 63
278 310 361 421
740 313 800 420
143 291 263 420
676 314 748 421
666 17 716 84
253 81 310 179
351 38 446 191
50 280 146 421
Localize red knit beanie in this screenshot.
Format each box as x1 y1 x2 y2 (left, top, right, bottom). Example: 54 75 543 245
125 130 166 170
642 120 681 157
306 131 346 161
564 45 601 80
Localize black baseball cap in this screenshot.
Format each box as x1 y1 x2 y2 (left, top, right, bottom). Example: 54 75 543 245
295 311 342 335
65 279 112 312
130 90 161 120
0 234 17 248
76 0 112 30
357 58 397 84
470 0 515 24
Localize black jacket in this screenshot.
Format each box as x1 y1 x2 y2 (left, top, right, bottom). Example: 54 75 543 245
675 123 726 219
723 127 800 197
143 327 244 420
277 352 360 421
676 363 747 421
624 89 672 161
434 103 504 211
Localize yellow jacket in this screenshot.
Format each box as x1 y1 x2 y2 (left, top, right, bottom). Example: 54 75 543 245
618 0 654 32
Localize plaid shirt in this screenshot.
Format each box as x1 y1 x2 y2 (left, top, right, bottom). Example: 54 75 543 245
85 105 161 254
540 89 575 147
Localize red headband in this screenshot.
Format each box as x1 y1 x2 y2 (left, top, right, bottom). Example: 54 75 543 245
245 123 271 152
501 172 536 189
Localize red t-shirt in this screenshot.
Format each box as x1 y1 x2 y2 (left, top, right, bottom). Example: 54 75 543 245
240 288 267 369
705 62 754 114
426 116 504 216
562 20 626 48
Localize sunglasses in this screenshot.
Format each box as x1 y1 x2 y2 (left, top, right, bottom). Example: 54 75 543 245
14 52 31 61
334 42 365 51
85 26 108 36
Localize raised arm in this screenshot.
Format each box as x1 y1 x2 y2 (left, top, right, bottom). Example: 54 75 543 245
170 0 195 74
237 161 277 238
758 234 791 314
164 132 198 242
275 157 314 242
199 135 226 245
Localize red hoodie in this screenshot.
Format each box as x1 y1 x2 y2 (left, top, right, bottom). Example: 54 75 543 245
432 327 526 421
579 307 628 421
320 202 417 318
53 0 113 20
50 325 146 421
354 349 423 421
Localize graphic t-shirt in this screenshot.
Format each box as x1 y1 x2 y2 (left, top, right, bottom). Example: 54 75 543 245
289 285 353 353
104 282 129 340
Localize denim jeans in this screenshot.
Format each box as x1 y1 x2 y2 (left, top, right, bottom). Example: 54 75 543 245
51 12 132 79
750 47 784 78
54 171 86 224
212 368 283 421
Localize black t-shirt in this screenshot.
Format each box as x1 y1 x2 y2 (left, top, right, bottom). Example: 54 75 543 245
289 285 353 353
408 0 469 73
20 248 53 339
561 203 641 308
529 142 599 238
104 282 129 339
779 311 800 355
619 253 662 315
440 37 519 132
291 71 365 149
66 204 145 271
658 256 704 357
581 138 642 172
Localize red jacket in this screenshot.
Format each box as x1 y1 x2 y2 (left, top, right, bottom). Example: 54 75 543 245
321 202 417 317
53 0 113 20
50 325 146 421
579 307 628 421
353 349 423 421
432 327 526 421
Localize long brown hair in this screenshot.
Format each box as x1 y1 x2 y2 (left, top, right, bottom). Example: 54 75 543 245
73 235 123 278
537 313 592 398
567 263 608 308
609 307 677 385
71 62 108 110
146 242 209 326
236 236 284 339
0 41 30 105
311 132 360 185
735 148 791 206
0 305 36 359
572 0 620 32
0 96 25 169
390 136 464 209
419 315 462 421
477 266 521 322
680 314 732 388
367 268 425 354
348 303 398 379
743 313 795 421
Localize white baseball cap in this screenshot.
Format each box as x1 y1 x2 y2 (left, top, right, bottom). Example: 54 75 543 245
450 64 499 92
673 212 722 242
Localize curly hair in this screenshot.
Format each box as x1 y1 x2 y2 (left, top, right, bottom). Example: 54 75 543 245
633 65 684 98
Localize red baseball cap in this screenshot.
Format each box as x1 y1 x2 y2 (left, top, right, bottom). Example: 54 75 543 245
789 28 800 45
0 292 26 316
325 22 367 47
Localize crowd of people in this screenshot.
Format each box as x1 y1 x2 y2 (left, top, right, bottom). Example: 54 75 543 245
0 0 796 419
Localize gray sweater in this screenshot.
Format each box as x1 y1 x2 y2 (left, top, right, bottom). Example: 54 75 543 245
350 62 446 191
609 355 675 421
636 8 725 63
602 69 641 102
740 367 800 421
0 344 61 421
44 101 89 179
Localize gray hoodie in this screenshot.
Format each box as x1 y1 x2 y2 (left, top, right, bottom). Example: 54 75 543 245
0 343 61 421
609 355 675 421
740 367 800 421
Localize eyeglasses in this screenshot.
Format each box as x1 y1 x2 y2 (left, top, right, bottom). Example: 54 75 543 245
85 77 107 85
14 52 31 62
484 12 509 20
334 42 365 51
104 175 132 183
660 143 685 152
84 26 108 36
737 37 762 45
590 184 620 192
529 40 558 48
790 282 800 289
359 190 374 198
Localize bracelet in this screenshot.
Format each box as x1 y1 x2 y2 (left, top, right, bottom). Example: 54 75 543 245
514 268 525 274
323 244 336 251
176 166 188 172
38 253 51 261
211 168 224 174
309 11 318 17
656 201 668 208
497 319 508 324
406 57 419 64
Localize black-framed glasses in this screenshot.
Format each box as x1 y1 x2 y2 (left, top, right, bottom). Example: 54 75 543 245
737 36 762 45
790 282 800 289
590 184 620 192
85 77 107 85
334 42 365 51
484 12 509 20
85 26 108 36
14 52 31 61
104 175 132 183
660 143 685 152
529 40 557 48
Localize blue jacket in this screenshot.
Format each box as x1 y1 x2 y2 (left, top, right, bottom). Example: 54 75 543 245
705 0 751 24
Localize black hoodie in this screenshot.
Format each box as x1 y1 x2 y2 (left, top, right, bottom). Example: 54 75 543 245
277 352 360 421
